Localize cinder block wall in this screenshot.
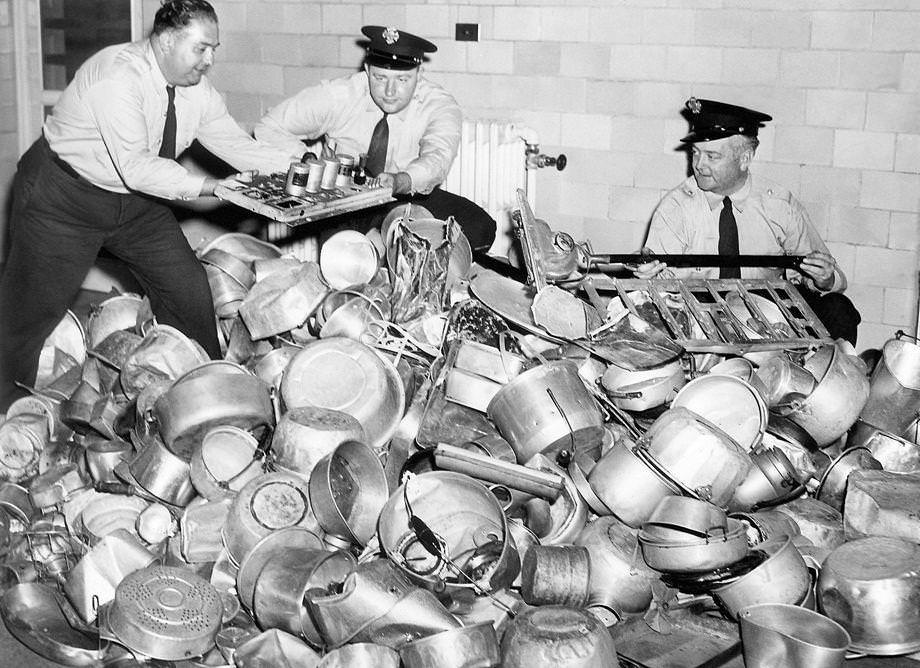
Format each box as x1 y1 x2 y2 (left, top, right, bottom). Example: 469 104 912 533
205 0 919 352
5 1 919 352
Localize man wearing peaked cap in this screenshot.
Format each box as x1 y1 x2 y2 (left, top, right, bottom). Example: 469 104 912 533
637 98 860 345
255 26 497 251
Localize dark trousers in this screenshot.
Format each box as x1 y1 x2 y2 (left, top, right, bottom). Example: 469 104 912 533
800 289 861 346
0 136 219 411
318 187 497 252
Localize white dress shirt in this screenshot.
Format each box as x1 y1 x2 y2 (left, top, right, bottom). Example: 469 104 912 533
646 174 846 293
254 71 462 195
43 40 293 200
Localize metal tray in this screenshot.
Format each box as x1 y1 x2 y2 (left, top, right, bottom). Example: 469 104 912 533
215 173 394 226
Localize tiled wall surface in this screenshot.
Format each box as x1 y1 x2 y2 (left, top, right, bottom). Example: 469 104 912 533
7 0 920 351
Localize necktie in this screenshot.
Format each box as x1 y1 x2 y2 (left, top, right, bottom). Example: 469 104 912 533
718 196 741 279
364 113 389 177
159 85 177 160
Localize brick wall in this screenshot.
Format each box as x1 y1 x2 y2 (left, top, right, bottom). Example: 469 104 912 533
6 0 920 351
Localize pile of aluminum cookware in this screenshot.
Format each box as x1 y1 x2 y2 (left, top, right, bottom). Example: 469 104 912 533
2 216 920 668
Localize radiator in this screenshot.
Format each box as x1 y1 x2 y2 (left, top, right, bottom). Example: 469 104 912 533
265 119 537 259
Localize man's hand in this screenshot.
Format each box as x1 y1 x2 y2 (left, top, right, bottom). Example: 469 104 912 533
199 171 256 197
632 247 667 279
372 171 412 195
799 250 836 291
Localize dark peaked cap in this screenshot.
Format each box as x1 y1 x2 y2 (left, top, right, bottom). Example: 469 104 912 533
680 98 772 143
361 25 437 70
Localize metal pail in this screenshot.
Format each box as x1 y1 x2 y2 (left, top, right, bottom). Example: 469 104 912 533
860 334 920 438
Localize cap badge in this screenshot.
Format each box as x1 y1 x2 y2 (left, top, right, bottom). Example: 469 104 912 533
382 26 400 44
686 97 702 114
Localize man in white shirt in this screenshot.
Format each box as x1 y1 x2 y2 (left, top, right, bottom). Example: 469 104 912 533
638 98 860 344
0 0 294 410
254 25 497 251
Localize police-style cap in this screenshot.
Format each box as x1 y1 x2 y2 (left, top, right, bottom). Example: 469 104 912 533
680 98 772 143
361 25 436 70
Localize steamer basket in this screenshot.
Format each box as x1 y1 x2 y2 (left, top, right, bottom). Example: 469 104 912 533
105 564 223 661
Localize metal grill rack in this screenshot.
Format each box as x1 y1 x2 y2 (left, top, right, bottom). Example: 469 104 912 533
589 277 831 354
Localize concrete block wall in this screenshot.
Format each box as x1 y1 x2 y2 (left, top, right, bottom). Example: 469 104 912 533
202 0 919 352
4 0 917 352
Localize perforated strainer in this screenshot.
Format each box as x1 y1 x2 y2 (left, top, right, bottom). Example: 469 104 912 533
106 564 223 660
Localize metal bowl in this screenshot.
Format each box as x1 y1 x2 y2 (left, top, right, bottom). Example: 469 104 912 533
320 230 380 290
738 603 850 668
501 606 620 668
280 338 405 450
271 406 366 479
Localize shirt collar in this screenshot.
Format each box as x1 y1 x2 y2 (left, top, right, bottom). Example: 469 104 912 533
703 173 752 212
144 40 170 92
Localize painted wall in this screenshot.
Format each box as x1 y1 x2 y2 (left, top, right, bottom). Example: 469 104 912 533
6 0 920 351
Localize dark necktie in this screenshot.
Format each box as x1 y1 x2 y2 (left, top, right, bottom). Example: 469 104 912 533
364 113 389 177
158 85 177 160
718 196 741 279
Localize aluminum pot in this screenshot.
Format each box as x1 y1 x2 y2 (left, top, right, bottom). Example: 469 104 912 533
574 516 655 615
377 471 516 595
818 536 920 656
711 536 810 619
638 518 749 574
638 407 753 508
754 355 816 408
252 545 356 646
849 419 920 473
119 324 209 400
280 338 405 451
189 425 264 501
249 345 300 390
307 440 388 546
672 374 767 451
400 622 500 668
600 359 685 412
730 447 801 512
738 603 850 668
487 361 604 462
814 446 882 512
153 371 273 460
859 334 920 438
307 558 460 649
222 471 321 565
501 606 620 668
781 345 870 448
271 406 365 479
127 435 195 506
239 261 329 340
587 439 680 528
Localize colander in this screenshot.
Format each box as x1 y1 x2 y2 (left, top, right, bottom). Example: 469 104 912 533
105 564 223 660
